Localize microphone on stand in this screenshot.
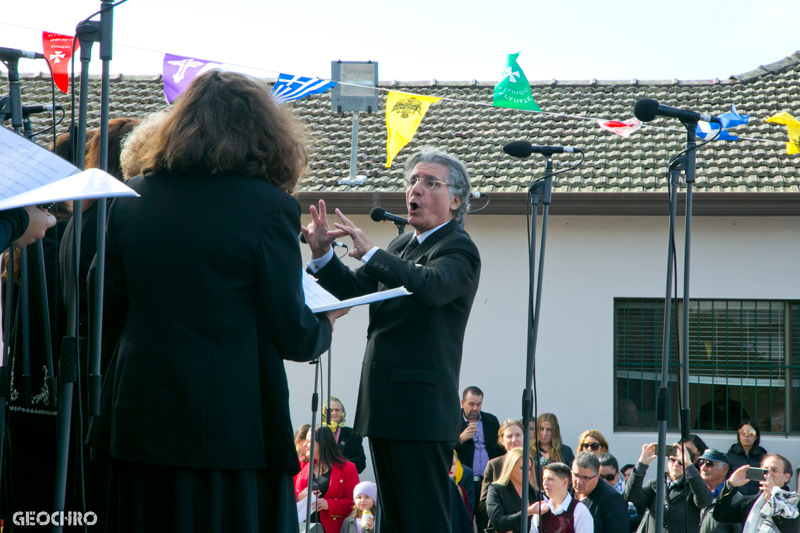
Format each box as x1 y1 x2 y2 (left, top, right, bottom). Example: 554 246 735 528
633 98 720 124
22 104 63 116
503 141 582 158
0 47 45 61
369 207 408 226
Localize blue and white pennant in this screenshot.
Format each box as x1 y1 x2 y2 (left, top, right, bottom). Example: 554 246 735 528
271 74 337 105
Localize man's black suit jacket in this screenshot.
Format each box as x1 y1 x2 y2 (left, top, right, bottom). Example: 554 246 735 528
582 475 630 533
454 410 501 473
313 219 481 442
87 172 332 474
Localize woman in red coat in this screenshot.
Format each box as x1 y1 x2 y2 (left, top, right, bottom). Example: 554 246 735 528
296 426 360 533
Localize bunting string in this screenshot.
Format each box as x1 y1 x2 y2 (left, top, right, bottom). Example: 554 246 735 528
0 21 790 149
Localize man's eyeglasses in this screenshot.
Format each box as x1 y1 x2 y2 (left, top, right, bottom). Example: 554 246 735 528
580 442 601 451
600 473 617 482
572 471 599 483
738 429 756 437
406 175 450 190
697 460 718 468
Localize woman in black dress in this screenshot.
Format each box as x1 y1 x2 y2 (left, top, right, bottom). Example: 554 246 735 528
487 447 541 533
87 70 347 532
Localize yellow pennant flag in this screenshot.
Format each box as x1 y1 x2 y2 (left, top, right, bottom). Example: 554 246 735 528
766 112 800 154
385 91 441 168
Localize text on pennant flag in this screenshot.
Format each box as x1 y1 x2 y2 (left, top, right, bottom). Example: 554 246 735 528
597 118 642 138
42 32 78 94
270 74 337 105
162 53 222 104
385 92 441 168
493 52 541 112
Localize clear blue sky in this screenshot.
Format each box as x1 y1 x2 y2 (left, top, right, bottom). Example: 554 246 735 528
2 0 798 82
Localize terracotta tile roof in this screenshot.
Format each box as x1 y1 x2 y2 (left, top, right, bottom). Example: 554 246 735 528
15 51 800 195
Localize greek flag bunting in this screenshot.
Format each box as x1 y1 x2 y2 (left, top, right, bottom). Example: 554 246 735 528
271 74 337 105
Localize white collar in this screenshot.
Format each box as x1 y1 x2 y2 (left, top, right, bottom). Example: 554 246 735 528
414 221 451 243
548 492 573 515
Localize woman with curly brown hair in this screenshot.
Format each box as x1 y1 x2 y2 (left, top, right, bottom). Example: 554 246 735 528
87 70 348 532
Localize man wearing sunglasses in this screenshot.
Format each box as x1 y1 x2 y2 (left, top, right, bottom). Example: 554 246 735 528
303 147 481 533
697 449 742 533
572 452 629 533
624 442 713 533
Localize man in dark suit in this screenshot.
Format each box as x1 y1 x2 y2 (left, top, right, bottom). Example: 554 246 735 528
454 385 501 531
573 452 629 533
302 147 481 533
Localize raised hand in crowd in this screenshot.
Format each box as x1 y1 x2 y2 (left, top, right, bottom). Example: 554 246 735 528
11 205 56 247
674 442 693 467
726 465 751 488
638 442 658 465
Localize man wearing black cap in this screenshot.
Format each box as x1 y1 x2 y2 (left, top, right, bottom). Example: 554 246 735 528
698 449 742 533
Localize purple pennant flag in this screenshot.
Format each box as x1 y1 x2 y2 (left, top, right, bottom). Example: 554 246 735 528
162 53 222 103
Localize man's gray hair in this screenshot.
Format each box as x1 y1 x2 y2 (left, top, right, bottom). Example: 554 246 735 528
403 146 471 225
574 451 600 474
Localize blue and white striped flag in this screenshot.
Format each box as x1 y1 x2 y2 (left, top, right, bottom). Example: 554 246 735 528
271 74 337 105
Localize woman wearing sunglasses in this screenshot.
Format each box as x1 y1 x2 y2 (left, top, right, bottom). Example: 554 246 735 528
577 430 609 457
725 419 767 497
624 442 713 533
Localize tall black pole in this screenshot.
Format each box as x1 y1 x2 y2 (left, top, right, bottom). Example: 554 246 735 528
90 0 114 419
653 121 698 533
654 157 682 533
520 158 553 533
679 121 697 441
306 359 321 527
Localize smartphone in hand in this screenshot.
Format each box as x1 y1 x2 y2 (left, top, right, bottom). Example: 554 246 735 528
745 467 768 481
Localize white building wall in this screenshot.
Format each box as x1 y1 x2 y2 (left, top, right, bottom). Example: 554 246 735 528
289 213 800 484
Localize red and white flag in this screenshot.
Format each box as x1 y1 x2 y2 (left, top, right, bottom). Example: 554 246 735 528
42 31 79 93
597 118 642 138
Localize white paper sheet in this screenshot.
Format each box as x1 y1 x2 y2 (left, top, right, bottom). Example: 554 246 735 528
302 270 411 313
0 127 139 210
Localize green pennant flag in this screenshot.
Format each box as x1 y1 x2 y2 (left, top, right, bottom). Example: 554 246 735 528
493 52 541 111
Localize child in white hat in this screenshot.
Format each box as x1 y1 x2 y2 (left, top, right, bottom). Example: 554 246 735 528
341 481 378 532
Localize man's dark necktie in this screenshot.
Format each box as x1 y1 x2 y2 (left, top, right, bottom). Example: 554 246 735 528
401 237 419 259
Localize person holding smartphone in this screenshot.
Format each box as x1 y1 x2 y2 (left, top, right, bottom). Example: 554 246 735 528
624 442 713 533
713 454 798 533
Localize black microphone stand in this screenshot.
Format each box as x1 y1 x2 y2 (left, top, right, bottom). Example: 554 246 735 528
305 359 321 531
519 156 554 533
53 2 116 530
653 120 697 533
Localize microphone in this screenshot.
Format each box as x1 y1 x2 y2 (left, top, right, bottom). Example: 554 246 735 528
633 98 720 124
370 207 408 226
0 46 45 61
469 192 487 198
298 232 347 248
22 104 63 116
503 141 581 158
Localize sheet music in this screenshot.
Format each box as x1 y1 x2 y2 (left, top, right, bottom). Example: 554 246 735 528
0 127 139 210
302 270 411 313
0 126 79 199
0 169 139 210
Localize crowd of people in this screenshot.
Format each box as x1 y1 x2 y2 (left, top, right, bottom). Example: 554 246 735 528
289 386 799 533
